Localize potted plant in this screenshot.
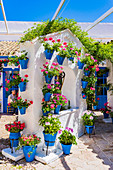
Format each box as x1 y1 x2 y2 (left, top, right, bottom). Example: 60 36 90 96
43 37 61 60
67 43 80 62
5 121 25 147
58 127 77 155
81 77 88 89
16 134 41 162
3 59 9 67
82 110 96 134
93 101 98 110
52 94 68 114
8 56 19 66
57 43 69 65
100 102 111 119
39 114 61 146
84 67 90 76
77 58 84 69
10 97 33 115
19 74 29 92
41 99 55 116
15 50 29 69
41 62 63 84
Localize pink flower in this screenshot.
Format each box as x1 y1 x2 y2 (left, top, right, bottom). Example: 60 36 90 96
52 115 56 118
45 62 49 65
85 53 90 56
71 128 73 133
77 57 80 60
21 78 24 82
60 66 63 69
52 62 56 66
90 87 95 90
57 97 59 100
45 122 50 125
12 75 15 79
70 48 73 50
96 68 99 72
60 46 63 48
91 56 94 60
17 97 21 100
50 104 55 109
51 66 54 69
55 67 58 70
94 59 97 62
83 95 85 98
85 68 88 71
75 51 78 56
7 80 10 84
8 103 11 106
63 48 66 51
59 70 63 73
18 65 20 68
56 87 59 89
56 82 60 85
45 71 48 74
44 38 48 41
27 141 29 144
49 37 53 40
90 116 93 120
41 69 45 72
65 45 68 47
66 127 69 131
48 115 51 119
58 129 62 134
5 88 9 91
47 85 52 89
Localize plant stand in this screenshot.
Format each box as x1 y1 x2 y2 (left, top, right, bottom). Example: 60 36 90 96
84 125 95 138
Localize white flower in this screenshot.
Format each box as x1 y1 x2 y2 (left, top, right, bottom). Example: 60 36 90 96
45 122 50 125
52 115 56 118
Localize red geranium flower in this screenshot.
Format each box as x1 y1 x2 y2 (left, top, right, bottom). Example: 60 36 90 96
24 74 28 78
57 39 61 42
5 87 9 91
97 98 100 100
44 38 48 41
83 95 85 98
52 40 55 43
63 42 67 45
42 98 45 102
30 101 33 104
49 37 53 41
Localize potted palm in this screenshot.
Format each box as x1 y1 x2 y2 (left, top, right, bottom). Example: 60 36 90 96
15 50 29 69
5 121 25 147
39 114 61 146
82 110 96 134
58 127 77 155
16 134 41 162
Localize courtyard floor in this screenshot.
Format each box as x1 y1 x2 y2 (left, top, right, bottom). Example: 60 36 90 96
0 112 113 170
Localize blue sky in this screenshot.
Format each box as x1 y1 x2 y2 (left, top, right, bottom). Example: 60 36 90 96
0 0 113 22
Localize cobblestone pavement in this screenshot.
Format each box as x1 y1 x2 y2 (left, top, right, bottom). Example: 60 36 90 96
0 112 112 170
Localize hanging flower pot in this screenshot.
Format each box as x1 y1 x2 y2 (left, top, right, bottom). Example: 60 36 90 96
23 145 37 162
69 56 74 61
82 93 87 99
45 75 53 84
44 49 54 60
19 58 29 69
42 110 50 116
61 143 72 155
81 81 88 89
84 71 90 76
78 60 84 69
19 82 26 92
54 105 61 114
18 107 26 115
56 55 65 65
9 132 21 147
43 131 57 146
93 106 97 110
44 92 52 102
103 112 109 119
4 63 7 67
85 125 94 134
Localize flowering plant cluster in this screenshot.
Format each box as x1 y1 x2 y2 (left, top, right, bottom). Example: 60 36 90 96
42 83 61 96
41 99 56 113
41 62 63 77
6 74 29 90
5 121 25 133
9 97 33 109
82 110 96 126
39 114 61 135
58 127 77 145
2 59 9 64
8 56 19 66
52 94 68 106
15 50 28 60
100 102 112 114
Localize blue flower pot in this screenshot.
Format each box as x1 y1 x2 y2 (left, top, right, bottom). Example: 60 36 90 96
103 112 109 119
61 143 72 155
19 82 26 92
44 49 54 60
4 63 7 67
45 75 53 84
56 55 65 65
9 132 21 147
84 71 90 76
44 92 52 102
82 81 88 89
15 63 18 66
54 105 61 114
23 145 37 162
93 106 97 110
85 125 94 134
78 61 84 69
43 132 57 146
111 117 113 124
82 93 87 99
42 110 50 116
19 58 29 69
69 57 74 61
18 107 26 115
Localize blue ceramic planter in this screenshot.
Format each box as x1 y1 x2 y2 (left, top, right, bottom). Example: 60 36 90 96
42 110 50 116
19 82 26 92
82 81 88 89
44 92 52 102
82 93 87 99
43 132 57 146
45 75 53 84
19 58 29 69
103 112 109 119
69 56 74 61
56 55 65 65
23 145 37 162
78 60 84 69
44 49 54 60
18 107 26 115
54 105 61 114
85 125 94 134
4 63 7 67
9 132 21 147
93 106 97 110
84 71 90 76
61 143 72 155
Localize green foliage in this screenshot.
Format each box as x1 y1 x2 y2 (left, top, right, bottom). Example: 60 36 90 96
51 94 68 106
58 128 77 145
15 50 28 60
39 114 61 135
82 110 96 126
8 56 19 66
42 83 61 96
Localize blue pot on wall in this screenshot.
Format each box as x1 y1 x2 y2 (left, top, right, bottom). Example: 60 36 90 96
44 49 54 60
4 63 7 67
43 132 57 146
54 105 61 114
44 92 52 102
45 75 53 84
78 61 84 69
84 71 90 76
85 125 94 134
93 106 97 110
19 58 29 69
42 110 50 116
82 93 87 99
19 82 26 92
103 112 109 119
56 55 65 65
69 56 74 61
61 143 72 155
82 81 88 89
23 145 37 162
9 132 21 147
18 107 26 115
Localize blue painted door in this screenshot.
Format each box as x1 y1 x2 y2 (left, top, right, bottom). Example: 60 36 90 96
3 68 19 113
95 67 108 110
